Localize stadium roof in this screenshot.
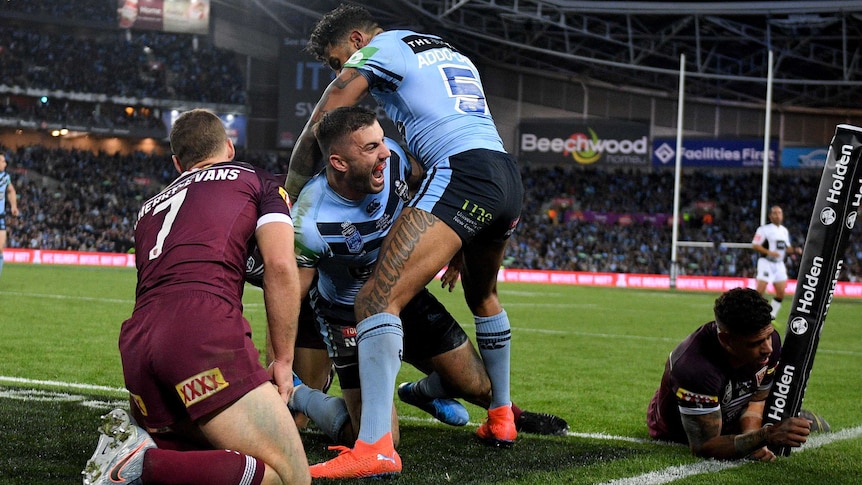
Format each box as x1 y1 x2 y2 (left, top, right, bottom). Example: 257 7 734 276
224 0 862 111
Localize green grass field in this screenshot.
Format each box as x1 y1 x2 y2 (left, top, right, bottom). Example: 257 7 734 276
1 263 860 484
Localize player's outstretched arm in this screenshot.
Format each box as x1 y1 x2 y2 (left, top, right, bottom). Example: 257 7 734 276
682 410 809 461
285 68 370 201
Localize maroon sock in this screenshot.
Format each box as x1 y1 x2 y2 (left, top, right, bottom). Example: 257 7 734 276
511 403 523 422
141 448 265 485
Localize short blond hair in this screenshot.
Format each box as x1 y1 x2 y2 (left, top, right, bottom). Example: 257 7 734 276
169 109 227 170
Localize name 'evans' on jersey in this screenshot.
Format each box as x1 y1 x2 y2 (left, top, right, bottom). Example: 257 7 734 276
404 34 474 68
138 167 241 219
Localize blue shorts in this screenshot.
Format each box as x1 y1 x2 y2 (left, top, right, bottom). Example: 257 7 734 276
410 149 523 244
0 215 6 231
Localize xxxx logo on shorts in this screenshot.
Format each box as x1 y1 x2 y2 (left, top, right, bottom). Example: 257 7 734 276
176 367 230 407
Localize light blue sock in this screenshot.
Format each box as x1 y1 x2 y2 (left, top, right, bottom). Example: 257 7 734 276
289 385 350 442
475 310 512 409
415 372 448 399
356 312 403 445
0 252 4 280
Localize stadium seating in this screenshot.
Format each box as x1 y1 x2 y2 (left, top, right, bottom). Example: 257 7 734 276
3 144 861 282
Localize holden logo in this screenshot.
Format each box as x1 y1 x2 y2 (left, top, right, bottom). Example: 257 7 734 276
790 317 809 335
819 207 836 226
846 212 857 230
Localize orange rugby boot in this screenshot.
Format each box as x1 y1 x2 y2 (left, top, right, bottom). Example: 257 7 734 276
309 431 401 479
476 404 517 448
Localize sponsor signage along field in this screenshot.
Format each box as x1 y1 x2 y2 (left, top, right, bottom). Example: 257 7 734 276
7 248 862 298
652 138 779 168
782 146 830 169
518 119 650 166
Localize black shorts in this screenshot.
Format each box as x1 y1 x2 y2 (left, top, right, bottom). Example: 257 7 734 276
309 287 469 389
296 295 326 350
410 149 524 244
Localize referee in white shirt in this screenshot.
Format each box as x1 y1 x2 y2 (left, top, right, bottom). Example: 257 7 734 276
751 205 803 319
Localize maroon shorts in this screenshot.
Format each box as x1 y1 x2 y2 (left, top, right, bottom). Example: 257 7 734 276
120 290 270 430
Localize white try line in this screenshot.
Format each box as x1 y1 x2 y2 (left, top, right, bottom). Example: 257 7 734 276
600 424 862 485
0 375 682 447
2 374 860 482
0 375 127 394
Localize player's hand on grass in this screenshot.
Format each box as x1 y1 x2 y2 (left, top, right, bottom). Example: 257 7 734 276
748 446 776 462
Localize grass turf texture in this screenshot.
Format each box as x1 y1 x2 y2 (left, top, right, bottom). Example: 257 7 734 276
0 263 860 484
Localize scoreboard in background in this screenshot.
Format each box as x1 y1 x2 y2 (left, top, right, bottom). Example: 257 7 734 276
118 0 210 35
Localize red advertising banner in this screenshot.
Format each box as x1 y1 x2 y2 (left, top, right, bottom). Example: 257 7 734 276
8 249 862 299
5 249 135 268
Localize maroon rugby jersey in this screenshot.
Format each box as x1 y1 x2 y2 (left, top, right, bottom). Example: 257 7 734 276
132 161 291 309
647 321 781 443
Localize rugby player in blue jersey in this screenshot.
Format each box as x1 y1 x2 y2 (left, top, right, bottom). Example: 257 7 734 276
275 107 565 478
287 4 525 478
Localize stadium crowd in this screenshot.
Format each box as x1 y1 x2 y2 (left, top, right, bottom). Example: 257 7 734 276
510 165 831 279
0 21 245 133
0 0 116 24
4 144 861 281
0 25 245 104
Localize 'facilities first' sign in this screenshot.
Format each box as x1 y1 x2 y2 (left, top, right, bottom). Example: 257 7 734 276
652 138 778 168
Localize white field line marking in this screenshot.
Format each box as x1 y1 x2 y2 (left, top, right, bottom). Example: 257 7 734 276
0 290 133 304
600 424 862 485
569 431 660 444
0 378 680 448
1 375 859 469
0 376 127 394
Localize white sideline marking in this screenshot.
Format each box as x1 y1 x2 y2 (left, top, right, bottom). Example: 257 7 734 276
569 431 658 444
0 375 127 394
601 424 862 485
2 375 861 484
0 290 133 304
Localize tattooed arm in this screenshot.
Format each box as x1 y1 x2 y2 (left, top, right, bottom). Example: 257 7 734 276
738 398 773 461
285 68 370 201
682 407 810 461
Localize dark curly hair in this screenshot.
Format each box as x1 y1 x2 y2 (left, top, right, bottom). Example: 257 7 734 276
307 3 379 62
314 106 378 156
713 287 773 335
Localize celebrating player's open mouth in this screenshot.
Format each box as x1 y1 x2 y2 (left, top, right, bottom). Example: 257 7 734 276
372 161 386 185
